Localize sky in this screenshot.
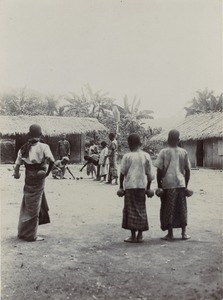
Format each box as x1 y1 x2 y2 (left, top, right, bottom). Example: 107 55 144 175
0 0 222 118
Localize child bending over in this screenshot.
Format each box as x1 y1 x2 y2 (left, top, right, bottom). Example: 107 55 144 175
79 154 99 178
52 156 75 179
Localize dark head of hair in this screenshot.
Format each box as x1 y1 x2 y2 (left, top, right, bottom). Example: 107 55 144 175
108 133 115 141
128 133 141 150
62 156 69 164
29 124 42 138
101 141 107 148
167 129 180 147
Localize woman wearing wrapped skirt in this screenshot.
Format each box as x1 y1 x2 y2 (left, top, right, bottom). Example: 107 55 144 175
13 124 54 241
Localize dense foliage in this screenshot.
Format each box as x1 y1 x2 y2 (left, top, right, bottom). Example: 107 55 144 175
3 86 221 155
184 89 223 117
0 87 158 155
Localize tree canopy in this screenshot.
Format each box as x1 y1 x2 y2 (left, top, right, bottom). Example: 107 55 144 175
184 88 223 117
0 87 158 153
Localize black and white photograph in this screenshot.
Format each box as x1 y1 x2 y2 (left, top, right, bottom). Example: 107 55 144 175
0 0 222 299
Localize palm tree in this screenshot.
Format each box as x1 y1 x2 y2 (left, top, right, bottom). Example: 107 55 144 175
85 84 114 119
122 95 154 133
64 85 115 121
0 87 46 116
184 88 223 116
45 95 58 116
64 92 90 117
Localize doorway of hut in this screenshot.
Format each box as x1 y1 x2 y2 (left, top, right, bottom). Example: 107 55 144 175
196 140 204 167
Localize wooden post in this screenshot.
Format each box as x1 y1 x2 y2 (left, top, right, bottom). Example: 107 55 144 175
80 134 85 162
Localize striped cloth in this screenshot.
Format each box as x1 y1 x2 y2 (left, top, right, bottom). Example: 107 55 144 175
18 166 50 241
122 189 149 231
160 188 187 231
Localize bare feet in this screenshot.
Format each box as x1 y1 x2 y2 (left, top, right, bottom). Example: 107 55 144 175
35 236 44 241
182 234 191 240
137 236 144 243
124 237 137 243
161 234 174 241
137 232 144 243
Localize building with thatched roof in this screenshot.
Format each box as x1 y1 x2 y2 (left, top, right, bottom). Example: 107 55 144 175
0 115 107 163
150 112 223 169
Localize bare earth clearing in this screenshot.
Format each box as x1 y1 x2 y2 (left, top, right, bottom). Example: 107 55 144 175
1 165 223 300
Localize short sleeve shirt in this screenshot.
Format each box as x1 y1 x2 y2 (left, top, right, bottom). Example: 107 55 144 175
15 142 55 165
58 140 70 157
99 147 108 165
120 150 153 189
154 146 190 189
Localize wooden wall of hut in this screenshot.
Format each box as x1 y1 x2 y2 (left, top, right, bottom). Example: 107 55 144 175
181 141 197 168
203 138 223 169
0 138 16 163
0 133 85 164
44 134 85 163
182 138 223 169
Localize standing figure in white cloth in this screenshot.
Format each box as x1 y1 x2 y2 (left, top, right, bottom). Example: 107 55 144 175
99 141 109 182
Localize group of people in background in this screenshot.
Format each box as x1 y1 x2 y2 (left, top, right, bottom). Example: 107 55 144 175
53 132 119 184
80 132 118 184
13 124 192 244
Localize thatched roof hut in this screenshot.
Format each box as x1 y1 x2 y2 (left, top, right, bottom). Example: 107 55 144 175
0 115 107 137
150 112 223 142
150 112 223 169
0 115 107 163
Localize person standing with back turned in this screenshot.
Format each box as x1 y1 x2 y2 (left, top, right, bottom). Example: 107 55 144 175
154 129 191 241
117 133 154 243
13 124 55 241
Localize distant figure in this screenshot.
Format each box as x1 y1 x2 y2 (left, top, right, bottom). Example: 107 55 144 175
52 156 75 179
57 134 70 159
83 142 92 176
13 124 55 241
80 142 99 178
88 140 99 179
106 133 118 184
89 140 99 156
154 129 191 241
117 133 154 243
98 141 109 182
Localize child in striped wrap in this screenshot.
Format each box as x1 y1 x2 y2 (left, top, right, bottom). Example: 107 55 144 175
117 133 154 243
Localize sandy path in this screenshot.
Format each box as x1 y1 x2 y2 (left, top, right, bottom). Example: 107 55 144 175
1 165 223 300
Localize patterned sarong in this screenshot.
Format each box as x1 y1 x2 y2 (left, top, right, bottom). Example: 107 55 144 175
160 188 187 231
122 189 149 231
108 153 118 182
18 164 50 241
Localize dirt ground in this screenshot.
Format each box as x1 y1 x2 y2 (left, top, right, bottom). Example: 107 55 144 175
1 164 223 300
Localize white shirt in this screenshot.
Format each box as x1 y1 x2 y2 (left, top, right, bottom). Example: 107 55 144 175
15 142 55 165
154 146 190 189
99 147 108 165
89 145 98 155
120 150 153 189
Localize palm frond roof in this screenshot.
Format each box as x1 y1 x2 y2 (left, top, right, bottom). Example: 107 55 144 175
0 115 107 137
150 112 223 141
